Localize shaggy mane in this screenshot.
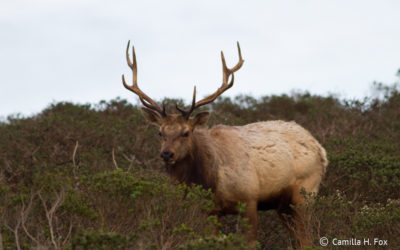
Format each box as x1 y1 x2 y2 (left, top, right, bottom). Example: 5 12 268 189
166 128 219 191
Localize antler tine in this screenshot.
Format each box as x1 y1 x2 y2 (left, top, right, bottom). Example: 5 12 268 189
125 40 137 84
122 41 166 116
222 41 244 86
176 86 197 119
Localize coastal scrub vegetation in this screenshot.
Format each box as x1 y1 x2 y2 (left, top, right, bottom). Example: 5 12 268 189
1 82 399 249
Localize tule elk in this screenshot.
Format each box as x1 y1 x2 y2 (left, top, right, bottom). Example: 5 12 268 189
121 41 328 249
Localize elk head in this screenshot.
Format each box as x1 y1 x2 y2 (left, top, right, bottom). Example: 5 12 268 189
122 41 244 164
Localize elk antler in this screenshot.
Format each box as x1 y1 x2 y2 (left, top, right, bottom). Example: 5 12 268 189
177 42 244 119
122 41 166 116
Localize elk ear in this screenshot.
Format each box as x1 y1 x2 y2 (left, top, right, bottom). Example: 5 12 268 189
141 107 162 126
190 111 210 127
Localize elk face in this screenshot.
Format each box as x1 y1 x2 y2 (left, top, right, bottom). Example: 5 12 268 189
141 109 209 164
121 40 243 164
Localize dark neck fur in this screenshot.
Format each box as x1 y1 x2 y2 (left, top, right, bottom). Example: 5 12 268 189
166 130 217 191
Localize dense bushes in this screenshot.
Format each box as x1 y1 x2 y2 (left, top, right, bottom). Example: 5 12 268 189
1 83 400 249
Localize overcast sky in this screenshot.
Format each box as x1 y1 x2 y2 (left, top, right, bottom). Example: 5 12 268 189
1 0 400 117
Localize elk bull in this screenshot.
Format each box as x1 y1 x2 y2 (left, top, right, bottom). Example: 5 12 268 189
121 41 328 248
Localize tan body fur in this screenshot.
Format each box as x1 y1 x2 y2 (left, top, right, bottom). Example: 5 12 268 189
208 121 327 211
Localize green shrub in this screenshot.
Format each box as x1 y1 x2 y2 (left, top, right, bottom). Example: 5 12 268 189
179 234 249 250
71 231 138 250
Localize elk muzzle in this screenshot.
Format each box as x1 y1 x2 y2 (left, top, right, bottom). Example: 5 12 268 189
161 150 175 163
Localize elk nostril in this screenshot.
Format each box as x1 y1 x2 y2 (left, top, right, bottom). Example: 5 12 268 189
161 151 174 161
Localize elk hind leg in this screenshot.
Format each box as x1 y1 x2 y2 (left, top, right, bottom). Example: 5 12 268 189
278 193 312 249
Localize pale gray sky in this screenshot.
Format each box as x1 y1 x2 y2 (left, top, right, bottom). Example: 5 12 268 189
1 0 400 116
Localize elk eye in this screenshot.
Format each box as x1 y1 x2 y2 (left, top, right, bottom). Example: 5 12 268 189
182 131 190 137
158 131 162 136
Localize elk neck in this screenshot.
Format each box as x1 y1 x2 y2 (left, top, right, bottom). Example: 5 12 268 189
166 128 218 192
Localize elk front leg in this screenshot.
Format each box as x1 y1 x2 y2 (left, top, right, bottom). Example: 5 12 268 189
244 200 258 243
208 209 223 236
